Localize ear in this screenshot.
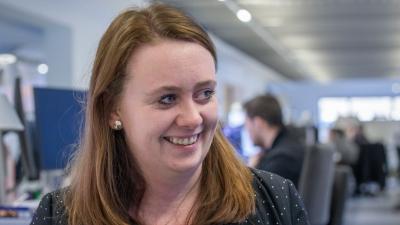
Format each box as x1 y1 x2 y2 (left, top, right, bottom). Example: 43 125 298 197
108 108 121 129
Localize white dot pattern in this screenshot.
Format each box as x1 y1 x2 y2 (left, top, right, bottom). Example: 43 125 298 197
233 169 310 225
29 169 310 225
29 190 67 225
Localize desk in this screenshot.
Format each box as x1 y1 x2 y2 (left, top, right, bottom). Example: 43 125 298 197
0 218 31 225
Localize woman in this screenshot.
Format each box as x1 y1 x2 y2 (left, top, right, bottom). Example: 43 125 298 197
30 3 309 225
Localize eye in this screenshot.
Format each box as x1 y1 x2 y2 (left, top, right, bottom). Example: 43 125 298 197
196 89 215 101
159 94 177 105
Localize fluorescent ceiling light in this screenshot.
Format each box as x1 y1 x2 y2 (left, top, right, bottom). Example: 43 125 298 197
0 54 17 66
236 9 252 22
281 37 316 48
292 50 322 62
306 64 331 83
265 18 283 27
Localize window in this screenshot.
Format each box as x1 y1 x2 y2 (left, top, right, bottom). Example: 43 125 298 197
318 96 398 142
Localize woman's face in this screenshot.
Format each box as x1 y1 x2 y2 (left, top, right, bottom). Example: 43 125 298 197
111 39 218 176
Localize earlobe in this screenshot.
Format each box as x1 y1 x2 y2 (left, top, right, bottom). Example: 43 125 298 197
112 120 123 130
109 110 121 129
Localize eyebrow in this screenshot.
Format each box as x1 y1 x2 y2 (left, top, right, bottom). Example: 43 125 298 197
146 80 217 97
195 80 217 89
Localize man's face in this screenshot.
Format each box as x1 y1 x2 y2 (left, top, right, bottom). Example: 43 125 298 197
245 116 264 147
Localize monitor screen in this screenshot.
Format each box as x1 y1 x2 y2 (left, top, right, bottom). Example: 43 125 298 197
33 87 86 170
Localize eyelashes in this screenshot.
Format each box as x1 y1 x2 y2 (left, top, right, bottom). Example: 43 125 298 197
158 89 215 107
197 89 215 101
159 94 176 105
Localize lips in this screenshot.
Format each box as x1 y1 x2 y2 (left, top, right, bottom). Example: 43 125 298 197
164 134 200 146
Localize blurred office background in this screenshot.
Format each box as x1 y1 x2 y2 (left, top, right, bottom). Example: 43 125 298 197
0 0 400 224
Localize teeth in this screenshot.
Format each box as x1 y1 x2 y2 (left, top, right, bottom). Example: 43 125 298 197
167 135 198 146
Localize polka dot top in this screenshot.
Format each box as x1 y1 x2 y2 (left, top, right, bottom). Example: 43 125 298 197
30 169 310 225
230 169 310 225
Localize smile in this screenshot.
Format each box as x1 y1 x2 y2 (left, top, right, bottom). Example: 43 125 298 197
164 134 200 146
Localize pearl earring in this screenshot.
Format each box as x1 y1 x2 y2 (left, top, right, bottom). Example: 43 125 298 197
113 120 123 130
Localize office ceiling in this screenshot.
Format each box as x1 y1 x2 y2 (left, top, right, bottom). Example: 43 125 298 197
160 0 400 81
0 4 45 64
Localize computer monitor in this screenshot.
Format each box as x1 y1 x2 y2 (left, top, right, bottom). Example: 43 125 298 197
33 87 85 170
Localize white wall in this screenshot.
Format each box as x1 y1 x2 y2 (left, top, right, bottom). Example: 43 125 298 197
213 34 284 98
211 34 285 120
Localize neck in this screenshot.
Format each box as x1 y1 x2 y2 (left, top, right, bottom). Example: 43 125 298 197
135 165 202 224
144 166 201 205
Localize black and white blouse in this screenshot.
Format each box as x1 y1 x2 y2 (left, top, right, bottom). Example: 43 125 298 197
30 169 310 225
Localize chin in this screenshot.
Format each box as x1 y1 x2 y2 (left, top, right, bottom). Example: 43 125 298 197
168 154 206 174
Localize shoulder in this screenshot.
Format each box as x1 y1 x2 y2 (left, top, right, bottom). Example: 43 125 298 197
279 135 305 151
271 136 306 159
259 144 303 164
30 189 68 225
247 168 310 225
250 168 294 198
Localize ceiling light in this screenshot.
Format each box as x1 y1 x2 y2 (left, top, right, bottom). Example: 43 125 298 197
265 18 283 27
292 50 322 62
306 64 331 83
236 9 252 22
37 64 49 74
0 54 17 66
281 36 314 48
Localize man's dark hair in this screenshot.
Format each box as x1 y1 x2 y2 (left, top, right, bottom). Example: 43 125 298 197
243 94 283 127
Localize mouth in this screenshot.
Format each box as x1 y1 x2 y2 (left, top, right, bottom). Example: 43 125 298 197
164 133 200 146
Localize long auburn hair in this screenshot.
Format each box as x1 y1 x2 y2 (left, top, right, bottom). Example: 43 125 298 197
65 3 255 225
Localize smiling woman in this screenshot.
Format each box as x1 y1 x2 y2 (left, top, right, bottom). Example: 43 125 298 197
112 39 218 178
30 3 310 225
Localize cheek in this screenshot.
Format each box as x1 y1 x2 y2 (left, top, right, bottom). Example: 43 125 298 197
121 105 163 141
204 101 219 126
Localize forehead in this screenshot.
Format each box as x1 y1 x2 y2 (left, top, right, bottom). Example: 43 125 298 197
125 39 216 89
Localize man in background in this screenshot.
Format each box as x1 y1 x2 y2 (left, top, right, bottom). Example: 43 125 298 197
328 128 359 166
243 94 306 187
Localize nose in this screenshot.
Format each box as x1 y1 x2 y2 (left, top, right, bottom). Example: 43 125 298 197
176 100 203 129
